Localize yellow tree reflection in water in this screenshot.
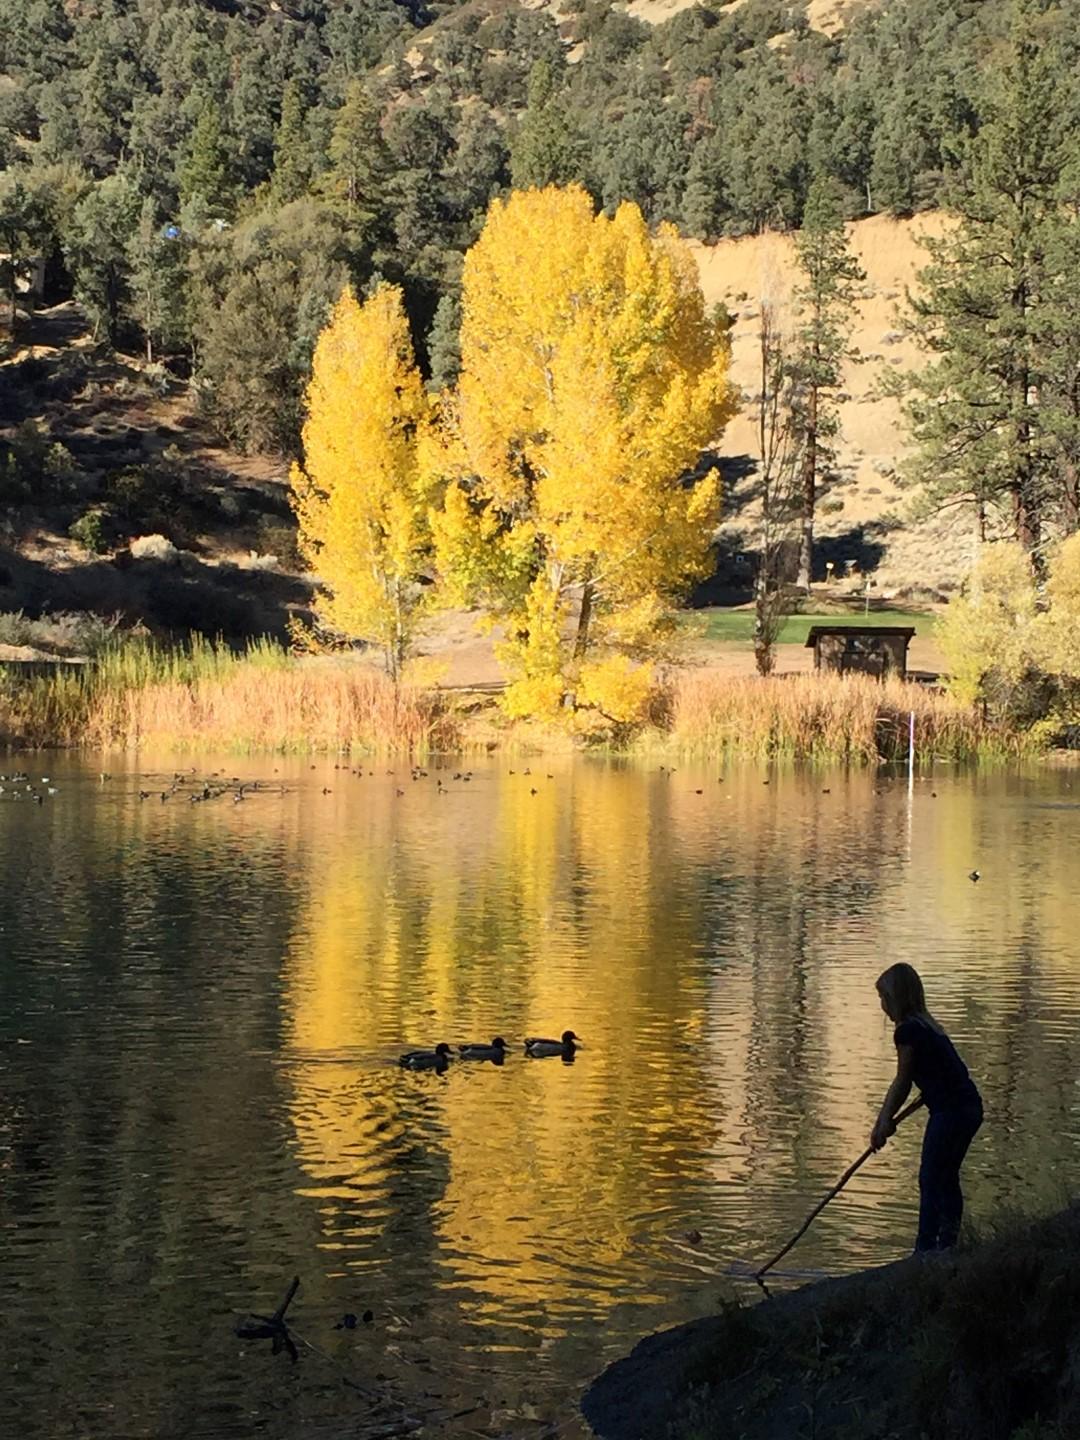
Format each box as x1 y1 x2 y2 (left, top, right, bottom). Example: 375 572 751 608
281 760 1080 1312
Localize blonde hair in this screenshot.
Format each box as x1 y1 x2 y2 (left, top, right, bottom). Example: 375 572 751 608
876 963 943 1032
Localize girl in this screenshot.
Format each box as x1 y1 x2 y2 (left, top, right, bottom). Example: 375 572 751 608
871 963 983 1253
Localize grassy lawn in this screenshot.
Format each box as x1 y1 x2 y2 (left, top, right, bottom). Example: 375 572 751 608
688 608 938 647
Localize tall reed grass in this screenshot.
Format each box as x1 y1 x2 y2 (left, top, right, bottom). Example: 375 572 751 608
0 637 458 754
0 640 1045 759
663 671 1035 762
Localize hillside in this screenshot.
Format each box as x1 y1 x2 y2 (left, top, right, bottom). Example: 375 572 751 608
2 0 1072 649
0 304 311 643
0 209 961 659
692 211 974 595
617 0 859 33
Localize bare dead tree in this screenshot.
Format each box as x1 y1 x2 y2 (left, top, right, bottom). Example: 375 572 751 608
753 303 804 677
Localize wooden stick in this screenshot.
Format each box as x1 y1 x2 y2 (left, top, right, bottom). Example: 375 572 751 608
234 1275 302 1356
270 1275 300 1324
754 1097 925 1280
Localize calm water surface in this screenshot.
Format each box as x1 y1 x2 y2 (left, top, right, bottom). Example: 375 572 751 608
3 757 1080 1437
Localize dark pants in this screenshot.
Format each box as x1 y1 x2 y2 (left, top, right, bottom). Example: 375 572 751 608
917 1101 983 1252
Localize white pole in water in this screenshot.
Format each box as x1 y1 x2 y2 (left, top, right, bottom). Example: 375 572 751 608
908 710 916 792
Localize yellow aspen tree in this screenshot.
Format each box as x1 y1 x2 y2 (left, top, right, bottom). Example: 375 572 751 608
1039 532 1080 677
938 542 1038 706
291 284 433 680
430 185 736 720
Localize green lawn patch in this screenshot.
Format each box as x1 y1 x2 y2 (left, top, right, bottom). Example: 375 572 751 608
688 608 938 647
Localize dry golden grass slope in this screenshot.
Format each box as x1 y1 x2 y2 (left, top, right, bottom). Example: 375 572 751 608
515 0 864 36
613 0 859 32
689 212 977 593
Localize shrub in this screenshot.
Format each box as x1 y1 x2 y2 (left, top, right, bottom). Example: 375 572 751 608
0 420 49 500
578 654 657 724
0 608 121 657
255 517 302 569
501 672 565 721
68 507 111 554
0 610 32 647
43 442 80 497
105 465 153 518
129 533 179 564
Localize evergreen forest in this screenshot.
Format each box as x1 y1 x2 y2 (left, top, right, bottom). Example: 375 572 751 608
4 0 1080 464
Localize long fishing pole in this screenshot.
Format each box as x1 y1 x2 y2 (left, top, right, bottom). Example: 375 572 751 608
754 1096 925 1281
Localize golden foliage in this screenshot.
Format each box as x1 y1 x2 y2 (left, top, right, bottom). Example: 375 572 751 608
1039 532 1080 677
433 185 736 718
291 284 434 680
578 655 656 725
937 542 1038 704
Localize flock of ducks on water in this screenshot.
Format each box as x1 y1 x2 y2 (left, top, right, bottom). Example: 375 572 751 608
0 763 563 808
130 770 295 804
0 772 57 803
400 1031 581 1070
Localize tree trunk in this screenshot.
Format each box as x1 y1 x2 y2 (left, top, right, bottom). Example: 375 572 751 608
1013 410 1040 554
573 575 594 659
1012 283 1040 556
1012 479 1039 553
752 568 775 677
1062 457 1080 533
796 385 818 591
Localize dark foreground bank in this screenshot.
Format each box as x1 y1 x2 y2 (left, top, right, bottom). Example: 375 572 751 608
582 1205 1080 1440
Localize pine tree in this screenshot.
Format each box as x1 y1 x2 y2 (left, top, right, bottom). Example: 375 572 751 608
681 133 727 241
509 61 583 191
431 185 736 719
178 101 233 217
270 80 311 205
63 172 141 343
789 177 864 589
127 196 187 361
322 81 388 225
426 292 461 392
0 174 47 328
899 3 1078 554
869 85 928 216
290 285 434 680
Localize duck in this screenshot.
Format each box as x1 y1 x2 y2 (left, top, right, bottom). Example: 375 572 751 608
524 1030 581 1058
458 1036 508 1061
399 1043 453 1071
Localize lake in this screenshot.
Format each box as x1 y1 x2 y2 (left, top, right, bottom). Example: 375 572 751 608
3 756 1080 1438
